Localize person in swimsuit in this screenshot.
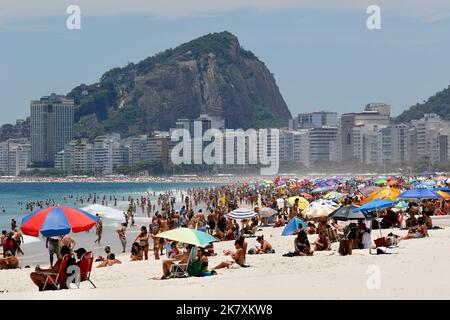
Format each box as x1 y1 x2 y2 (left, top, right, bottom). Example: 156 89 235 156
94 214 103 245
212 239 246 270
130 242 143 261
151 216 161 260
97 253 122 268
401 217 429 240
117 223 127 253
294 230 313 256
135 226 150 260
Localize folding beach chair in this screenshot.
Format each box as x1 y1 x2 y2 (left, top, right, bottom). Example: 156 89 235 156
79 251 96 288
41 254 71 290
169 246 197 278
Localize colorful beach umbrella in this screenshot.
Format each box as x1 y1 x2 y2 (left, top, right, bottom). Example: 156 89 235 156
282 217 307 236
436 191 450 199
21 206 98 237
374 179 387 185
287 196 309 209
157 228 217 247
362 187 401 204
226 208 258 220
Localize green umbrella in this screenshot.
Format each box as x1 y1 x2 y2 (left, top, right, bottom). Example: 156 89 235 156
157 228 218 247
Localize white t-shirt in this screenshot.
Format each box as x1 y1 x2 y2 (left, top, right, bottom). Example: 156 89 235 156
277 198 284 210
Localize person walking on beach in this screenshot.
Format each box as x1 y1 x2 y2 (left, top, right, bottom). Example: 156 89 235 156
13 229 24 255
94 214 103 245
117 223 127 253
46 236 61 267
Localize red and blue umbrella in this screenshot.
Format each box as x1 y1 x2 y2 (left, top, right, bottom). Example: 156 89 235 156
21 206 98 237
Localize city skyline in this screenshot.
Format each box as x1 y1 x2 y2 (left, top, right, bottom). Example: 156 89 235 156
1 2 450 124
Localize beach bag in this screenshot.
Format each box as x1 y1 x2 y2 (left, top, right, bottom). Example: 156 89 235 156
374 237 388 248
187 261 202 277
338 238 352 256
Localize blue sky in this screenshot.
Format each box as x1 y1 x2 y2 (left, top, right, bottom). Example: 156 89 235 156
1 1 450 124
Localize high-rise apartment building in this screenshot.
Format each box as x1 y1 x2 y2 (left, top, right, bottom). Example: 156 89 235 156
30 93 74 167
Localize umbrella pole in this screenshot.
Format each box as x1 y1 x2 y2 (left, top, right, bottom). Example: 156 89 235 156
377 209 382 238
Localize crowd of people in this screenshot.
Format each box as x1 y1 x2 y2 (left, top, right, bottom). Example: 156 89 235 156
2 175 449 291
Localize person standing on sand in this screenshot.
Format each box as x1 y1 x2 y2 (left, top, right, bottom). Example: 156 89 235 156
117 223 127 253
46 236 61 267
94 214 103 244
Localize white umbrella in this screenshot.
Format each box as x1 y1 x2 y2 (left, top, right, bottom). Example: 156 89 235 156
305 205 337 218
258 207 277 218
227 208 258 220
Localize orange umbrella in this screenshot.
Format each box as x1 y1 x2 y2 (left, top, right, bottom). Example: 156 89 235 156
436 191 450 199
362 187 401 204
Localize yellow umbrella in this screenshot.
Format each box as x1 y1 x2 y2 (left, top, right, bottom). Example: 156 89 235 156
288 196 309 210
436 191 450 199
362 187 401 204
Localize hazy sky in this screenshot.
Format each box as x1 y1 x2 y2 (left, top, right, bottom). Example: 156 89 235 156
1 0 450 124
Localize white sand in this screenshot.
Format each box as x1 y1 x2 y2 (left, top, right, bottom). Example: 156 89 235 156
1 219 449 300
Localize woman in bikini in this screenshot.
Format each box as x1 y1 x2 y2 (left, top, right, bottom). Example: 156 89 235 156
212 240 246 270
401 217 429 240
135 226 150 260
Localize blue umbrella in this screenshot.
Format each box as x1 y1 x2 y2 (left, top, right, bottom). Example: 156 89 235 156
353 199 398 213
282 217 307 236
397 189 442 200
433 187 450 192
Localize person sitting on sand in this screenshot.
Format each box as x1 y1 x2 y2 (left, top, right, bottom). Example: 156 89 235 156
294 230 313 256
211 239 246 270
273 214 286 228
160 245 193 279
0 251 19 270
314 231 331 251
254 235 274 254
166 241 180 258
401 217 429 240
306 222 317 234
30 245 76 291
130 242 143 261
189 247 217 277
97 253 122 268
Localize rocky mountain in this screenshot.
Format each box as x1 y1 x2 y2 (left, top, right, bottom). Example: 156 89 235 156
395 85 450 123
68 31 292 138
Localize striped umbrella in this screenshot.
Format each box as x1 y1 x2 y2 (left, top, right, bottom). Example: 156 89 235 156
21 206 98 237
157 228 217 247
227 208 258 220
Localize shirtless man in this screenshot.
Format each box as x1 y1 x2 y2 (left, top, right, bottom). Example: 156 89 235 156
255 236 274 254
212 240 246 270
0 251 19 269
97 253 122 268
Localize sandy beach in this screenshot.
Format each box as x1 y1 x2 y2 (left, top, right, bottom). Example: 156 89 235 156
1 218 449 300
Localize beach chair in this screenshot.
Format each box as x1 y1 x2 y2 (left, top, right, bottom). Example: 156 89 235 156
41 254 71 290
169 246 197 278
79 251 96 288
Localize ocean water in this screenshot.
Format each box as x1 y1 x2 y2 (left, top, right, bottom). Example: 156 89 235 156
0 181 222 229
0 181 223 266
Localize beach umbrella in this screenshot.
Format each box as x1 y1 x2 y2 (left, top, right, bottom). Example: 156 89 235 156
157 228 217 247
282 217 307 236
304 205 337 218
374 179 387 185
258 207 277 218
362 187 401 204
226 208 258 220
21 206 98 237
397 189 442 200
423 180 437 186
394 201 409 209
328 205 376 221
353 199 398 213
324 191 344 200
304 199 340 211
358 186 380 197
436 191 450 199
433 187 450 192
287 196 309 209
